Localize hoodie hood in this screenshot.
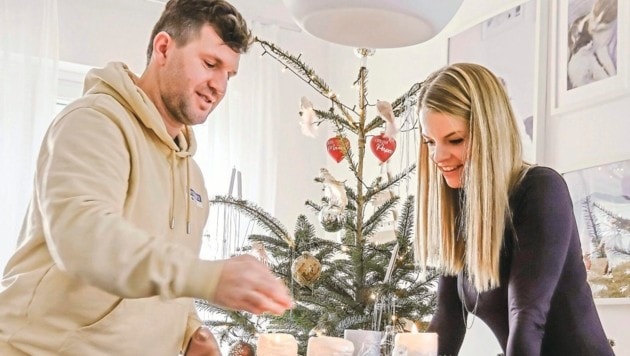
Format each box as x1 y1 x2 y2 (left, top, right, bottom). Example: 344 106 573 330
83 62 198 234
83 62 197 155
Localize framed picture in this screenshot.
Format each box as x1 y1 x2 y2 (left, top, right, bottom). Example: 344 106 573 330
549 0 630 114
448 0 545 163
563 158 630 303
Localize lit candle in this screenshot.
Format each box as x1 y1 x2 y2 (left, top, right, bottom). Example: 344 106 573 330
307 336 354 356
393 324 437 356
256 333 298 356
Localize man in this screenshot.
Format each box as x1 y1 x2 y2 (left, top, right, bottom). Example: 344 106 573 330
0 0 291 355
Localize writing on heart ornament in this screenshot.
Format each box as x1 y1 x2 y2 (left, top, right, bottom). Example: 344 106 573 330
370 133 396 163
326 136 350 163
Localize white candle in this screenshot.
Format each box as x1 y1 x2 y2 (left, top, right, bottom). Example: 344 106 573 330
256 333 298 356
394 332 437 356
307 336 354 356
343 329 382 356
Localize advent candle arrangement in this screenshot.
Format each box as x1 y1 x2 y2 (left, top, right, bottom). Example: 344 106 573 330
256 333 298 356
393 329 437 356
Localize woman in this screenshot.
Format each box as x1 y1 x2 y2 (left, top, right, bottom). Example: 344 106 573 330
414 63 613 355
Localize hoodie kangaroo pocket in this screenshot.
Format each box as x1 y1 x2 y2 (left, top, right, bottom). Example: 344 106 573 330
58 297 187 356
57 299 128 355
9 265 123 353
27 266 122 327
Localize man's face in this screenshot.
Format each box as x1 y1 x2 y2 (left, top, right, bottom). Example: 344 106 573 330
159 24 240 127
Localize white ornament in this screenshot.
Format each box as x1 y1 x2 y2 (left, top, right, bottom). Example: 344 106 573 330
319 168 348 209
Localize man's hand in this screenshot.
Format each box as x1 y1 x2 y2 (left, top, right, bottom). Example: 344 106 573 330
185 326 220 356
213 254 292 315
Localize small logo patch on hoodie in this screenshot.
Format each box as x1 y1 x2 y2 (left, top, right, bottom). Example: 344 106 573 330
189 188 203 208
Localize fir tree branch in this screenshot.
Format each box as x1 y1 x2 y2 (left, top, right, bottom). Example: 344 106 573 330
391 82 423 116
364 117 386 134
255 37 359 129
364 81 423 133
211 196 294 247
315 108 358 134
396 196 416 244
592 201 630 232
248 233 290 251
582 195 602 252
364 164 416 203
304 200 321 213
362 197 400 237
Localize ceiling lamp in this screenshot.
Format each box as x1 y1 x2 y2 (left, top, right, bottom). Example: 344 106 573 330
281 0 464 48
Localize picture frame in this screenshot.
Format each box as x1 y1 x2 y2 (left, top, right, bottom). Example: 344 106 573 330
447 0 546 163
549 0 630 115
563 158 630 303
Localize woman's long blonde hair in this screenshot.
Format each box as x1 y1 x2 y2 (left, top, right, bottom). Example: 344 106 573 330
414 63 528 292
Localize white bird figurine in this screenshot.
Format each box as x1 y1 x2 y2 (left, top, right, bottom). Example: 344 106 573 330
250 241 270 266
318 168 348 209
376 100 398 138
299 96 318 138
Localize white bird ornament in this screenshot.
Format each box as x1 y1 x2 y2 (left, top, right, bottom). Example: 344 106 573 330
318 168 348 209
376 100 398 138
299 96 318 138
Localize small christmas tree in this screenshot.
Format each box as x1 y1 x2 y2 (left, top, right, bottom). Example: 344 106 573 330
196 38 438 354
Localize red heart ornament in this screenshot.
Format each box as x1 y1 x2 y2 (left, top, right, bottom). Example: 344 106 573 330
326 136 350 163
370 134 396 163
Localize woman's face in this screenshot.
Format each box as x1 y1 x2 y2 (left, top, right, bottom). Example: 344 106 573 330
420 108 470 188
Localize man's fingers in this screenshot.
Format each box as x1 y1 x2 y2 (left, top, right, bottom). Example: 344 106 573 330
213 255 294 315
260 280 293 311
234 288 292 315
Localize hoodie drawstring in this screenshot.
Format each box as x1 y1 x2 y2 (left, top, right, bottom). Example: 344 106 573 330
168 152 176 230
169 149 192 235
185 157 191 234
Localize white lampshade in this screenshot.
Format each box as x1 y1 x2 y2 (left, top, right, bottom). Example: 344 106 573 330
281 0 464 48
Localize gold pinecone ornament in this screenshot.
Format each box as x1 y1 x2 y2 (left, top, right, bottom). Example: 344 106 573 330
291 252 322 288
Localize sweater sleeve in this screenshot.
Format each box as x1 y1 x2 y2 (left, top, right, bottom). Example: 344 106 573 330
506 168 574 356
37 106 221 302
428 275 466 355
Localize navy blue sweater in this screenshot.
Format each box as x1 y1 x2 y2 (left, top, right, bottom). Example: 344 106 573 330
428 167 614 355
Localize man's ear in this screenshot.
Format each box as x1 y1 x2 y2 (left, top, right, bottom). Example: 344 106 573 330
152 31 173 65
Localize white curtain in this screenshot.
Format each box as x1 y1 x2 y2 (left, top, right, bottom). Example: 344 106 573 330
0 0 59 269
195 23 281 259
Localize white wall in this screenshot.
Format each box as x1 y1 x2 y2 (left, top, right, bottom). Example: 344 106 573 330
58 0 163 73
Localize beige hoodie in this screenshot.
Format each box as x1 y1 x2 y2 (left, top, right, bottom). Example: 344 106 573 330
0 62 223 355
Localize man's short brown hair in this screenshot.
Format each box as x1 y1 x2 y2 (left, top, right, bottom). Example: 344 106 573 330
146 0 252 64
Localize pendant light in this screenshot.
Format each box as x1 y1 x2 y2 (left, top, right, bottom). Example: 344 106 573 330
281 0 464 48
